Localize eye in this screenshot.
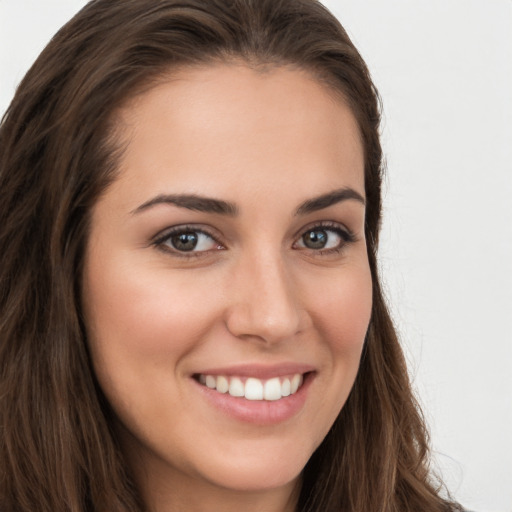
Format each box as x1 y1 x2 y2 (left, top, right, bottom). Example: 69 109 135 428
295 224 355 253
154 226 222 254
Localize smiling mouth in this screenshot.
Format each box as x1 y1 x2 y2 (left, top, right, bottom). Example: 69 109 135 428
194 373 307 401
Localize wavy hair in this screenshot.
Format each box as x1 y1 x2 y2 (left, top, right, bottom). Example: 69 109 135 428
0 1 462 511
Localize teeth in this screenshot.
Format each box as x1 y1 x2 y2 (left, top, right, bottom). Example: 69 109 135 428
205 375 216 389
291 374 303 394
245 378 263 400
228 377 244 397
263 377 282 401
281 378 291 397
216 376 229 393
198 373 305 401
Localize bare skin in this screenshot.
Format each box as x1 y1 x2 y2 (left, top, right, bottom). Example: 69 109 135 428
82 63 371 512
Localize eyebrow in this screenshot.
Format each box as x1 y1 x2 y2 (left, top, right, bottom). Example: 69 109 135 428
295 187 365 215
131 194 239 216
131 187 365 217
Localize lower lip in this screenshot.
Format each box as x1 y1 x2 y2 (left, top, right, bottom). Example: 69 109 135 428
192 373 314 425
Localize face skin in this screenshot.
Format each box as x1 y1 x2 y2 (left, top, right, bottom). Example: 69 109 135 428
82 63 372 512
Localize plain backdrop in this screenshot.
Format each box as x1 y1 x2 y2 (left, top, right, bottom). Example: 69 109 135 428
1 1 511 511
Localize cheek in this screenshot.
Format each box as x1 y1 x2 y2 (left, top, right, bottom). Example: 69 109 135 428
294 259 372 451
82 251 224 392
312 261 373 356
87 255 207 338
81 257 228 452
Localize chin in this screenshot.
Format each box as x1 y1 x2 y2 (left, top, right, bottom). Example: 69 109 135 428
201 462 303 494
186 437 312 493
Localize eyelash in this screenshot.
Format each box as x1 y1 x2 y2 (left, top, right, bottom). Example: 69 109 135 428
152 225 223 258
152 222 356 258
294 221 356 255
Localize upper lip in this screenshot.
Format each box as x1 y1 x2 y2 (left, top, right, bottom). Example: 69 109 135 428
193 363 316 379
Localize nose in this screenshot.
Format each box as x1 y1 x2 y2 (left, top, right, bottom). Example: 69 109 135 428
225 251 309 344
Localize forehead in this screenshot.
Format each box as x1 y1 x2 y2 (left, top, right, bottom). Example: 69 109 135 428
108 63 364 209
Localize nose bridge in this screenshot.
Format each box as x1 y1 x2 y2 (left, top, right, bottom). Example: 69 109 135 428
226 247 304 343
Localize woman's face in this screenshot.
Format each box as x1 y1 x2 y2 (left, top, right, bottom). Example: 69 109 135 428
82 64 372 502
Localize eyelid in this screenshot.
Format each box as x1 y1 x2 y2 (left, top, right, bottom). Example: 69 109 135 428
293 220 355 241
151 224 224 256
293 221 357 252
150 220 357 258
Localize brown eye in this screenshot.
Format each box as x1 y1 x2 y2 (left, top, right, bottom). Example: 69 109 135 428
171 232 199 251
302 229 329 249
156 228 221 254
296 225 354 253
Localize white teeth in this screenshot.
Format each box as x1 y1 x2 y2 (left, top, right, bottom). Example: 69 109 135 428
228 377 244 397
263 377 282 401
291 374 302 394
205 375 216 389
216 376 229 393
245 378 264 400
198 373 305 401
281 378 291 397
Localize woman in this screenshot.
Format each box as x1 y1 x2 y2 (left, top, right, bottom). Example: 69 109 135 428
0 1 465 511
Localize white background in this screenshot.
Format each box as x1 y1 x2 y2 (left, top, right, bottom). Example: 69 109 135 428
1 1 511 511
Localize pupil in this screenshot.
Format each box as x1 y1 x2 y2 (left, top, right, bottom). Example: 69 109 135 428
172 232 198 251
304 230 327 249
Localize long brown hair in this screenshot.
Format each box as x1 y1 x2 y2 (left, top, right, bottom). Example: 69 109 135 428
0 1 462 511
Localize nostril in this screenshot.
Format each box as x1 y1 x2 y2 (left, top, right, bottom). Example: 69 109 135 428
223 260 309 343
225 301 305 343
